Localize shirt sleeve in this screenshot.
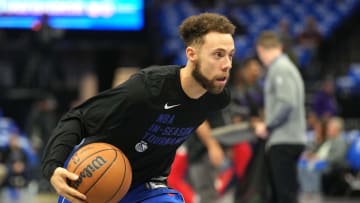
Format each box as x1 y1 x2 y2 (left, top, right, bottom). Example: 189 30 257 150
41 74 147 180
266 71 295 131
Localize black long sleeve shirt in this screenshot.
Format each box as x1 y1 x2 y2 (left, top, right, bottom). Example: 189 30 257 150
41 65 230 186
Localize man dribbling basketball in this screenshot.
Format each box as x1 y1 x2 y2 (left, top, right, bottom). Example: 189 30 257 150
41 13 236 203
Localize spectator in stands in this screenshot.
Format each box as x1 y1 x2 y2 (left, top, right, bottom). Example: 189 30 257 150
311 77 338 120
301 114 327 164
2 134 30 189
31 14 65 60
227 58 263 201
26 94 57 153
225 8 247 37
297 16 322 49
22 14 65 89
25 94 57 192
306 111 325 147
0 150 7 187
276 19 298 65
277 19 292 50
228 58 263 124
298 117 348 202
296 16 323 79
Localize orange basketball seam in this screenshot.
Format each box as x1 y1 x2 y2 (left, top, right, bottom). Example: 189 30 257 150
104 151 129 203
70 148 115 173
83 149 118 195
68 143 131 203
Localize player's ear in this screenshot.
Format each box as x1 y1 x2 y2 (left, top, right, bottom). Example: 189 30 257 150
186 46 198 62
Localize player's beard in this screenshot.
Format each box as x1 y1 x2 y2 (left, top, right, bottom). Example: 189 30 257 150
192 60 224 94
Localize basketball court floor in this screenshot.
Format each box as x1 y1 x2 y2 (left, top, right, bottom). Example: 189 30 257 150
1 188 359 203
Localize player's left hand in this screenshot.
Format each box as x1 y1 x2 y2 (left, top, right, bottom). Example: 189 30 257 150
207 140 225 168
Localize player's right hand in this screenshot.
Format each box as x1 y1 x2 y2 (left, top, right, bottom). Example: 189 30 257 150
50 167 87 203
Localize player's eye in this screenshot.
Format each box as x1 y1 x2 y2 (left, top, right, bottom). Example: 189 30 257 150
214 52 224 58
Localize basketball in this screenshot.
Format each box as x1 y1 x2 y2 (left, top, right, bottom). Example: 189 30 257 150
66 142 132 203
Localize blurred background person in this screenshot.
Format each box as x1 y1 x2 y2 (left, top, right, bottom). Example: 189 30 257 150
24 94 57 192
1 134 30 189
0 132 35 203
228 58 264 125
226 57 264 201
0 146 7 188
297 15 323 50
276 18 298 65
310 77 339 121
22 14 65 89
298 117 348 203
254 31 307 203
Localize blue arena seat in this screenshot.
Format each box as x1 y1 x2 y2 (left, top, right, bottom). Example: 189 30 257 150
0 117 38 167
156 0 360 62
347 136 360 170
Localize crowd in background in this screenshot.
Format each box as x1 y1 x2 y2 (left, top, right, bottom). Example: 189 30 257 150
0 0 360 203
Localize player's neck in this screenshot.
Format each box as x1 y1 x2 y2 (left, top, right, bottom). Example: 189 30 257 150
180 66 207 99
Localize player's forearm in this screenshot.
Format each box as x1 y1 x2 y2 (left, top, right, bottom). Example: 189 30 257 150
41 119 83 180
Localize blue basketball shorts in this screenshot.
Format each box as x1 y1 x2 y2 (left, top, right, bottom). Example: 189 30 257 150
58 183 184 203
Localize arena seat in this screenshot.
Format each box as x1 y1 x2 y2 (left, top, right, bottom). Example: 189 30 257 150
156 0 360 62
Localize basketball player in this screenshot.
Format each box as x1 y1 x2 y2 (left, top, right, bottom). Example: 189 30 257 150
254 31 306 203
41 13 235 203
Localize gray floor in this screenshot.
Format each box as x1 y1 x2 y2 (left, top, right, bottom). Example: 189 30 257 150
323 197 360 203
217 189 360 203
1 188 360 203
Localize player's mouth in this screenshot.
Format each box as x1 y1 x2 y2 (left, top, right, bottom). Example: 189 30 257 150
215 77 227 85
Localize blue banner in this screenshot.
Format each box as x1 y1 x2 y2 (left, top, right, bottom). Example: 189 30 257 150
0 0 144 30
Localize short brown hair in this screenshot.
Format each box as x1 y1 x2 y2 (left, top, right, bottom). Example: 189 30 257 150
256 30 282 49
179 13 235 47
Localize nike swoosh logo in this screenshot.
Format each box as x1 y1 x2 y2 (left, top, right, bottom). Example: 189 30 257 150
164 103 181 110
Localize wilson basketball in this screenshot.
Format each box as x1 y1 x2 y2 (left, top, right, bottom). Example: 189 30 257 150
67 142 132 203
